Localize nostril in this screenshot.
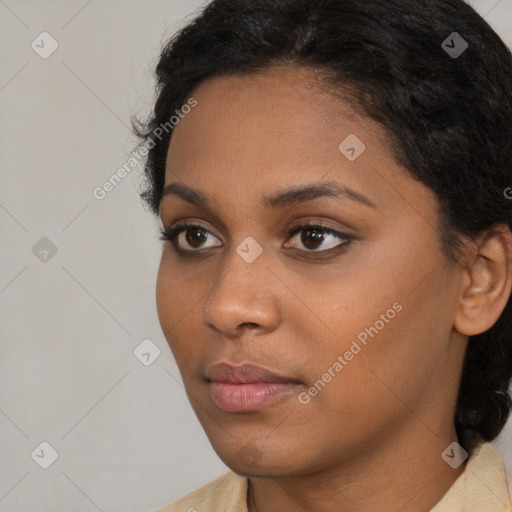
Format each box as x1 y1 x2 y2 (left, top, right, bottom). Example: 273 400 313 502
240 322 259 329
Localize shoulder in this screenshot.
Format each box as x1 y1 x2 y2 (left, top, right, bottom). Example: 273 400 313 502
154 471 249 512
464 442 511 511
430 441 511 512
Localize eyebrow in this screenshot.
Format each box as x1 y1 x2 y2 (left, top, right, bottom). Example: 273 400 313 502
160 180 375 211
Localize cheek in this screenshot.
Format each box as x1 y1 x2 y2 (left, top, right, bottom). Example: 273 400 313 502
155 262 173 334
295 247 453 411
307 272 454 424
155 255 203 328
155 259 193 358
155 257 216 375
290 307 432 456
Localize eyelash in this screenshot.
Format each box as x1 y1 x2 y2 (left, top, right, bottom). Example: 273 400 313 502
159 220 354 258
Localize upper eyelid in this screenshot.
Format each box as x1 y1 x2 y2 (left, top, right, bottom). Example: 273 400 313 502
160 204 365 235
172 221 223 241
168 220 348 237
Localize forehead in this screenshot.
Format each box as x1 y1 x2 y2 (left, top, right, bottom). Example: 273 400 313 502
167 65 378 169
163 66 431 219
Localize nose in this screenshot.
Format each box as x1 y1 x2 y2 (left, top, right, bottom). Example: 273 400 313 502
202 245 281 338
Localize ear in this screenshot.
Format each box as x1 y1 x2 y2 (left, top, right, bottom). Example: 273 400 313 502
454 224 512 336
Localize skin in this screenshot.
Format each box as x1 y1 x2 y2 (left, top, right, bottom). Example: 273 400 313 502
155 65 512 512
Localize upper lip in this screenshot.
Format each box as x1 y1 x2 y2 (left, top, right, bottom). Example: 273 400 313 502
205 362 298 384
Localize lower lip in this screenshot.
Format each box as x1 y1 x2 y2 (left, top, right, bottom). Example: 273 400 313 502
209 381 299 412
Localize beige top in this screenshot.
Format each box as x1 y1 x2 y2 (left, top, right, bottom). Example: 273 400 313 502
155 442 511 512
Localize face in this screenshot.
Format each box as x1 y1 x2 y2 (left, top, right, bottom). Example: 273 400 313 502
156 65 467 477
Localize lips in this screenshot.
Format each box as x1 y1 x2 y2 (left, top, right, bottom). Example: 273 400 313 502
205 362 301 412
205 362 298 384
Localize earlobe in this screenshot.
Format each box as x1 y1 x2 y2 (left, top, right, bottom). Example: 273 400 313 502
454 224 512 337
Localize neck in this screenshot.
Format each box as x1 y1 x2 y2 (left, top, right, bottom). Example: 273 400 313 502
247 424 467 512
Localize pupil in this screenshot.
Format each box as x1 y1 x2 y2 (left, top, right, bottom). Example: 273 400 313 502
187 228 207 248
301 228 324 250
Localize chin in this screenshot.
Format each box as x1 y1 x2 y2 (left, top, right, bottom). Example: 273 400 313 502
210 438 315 478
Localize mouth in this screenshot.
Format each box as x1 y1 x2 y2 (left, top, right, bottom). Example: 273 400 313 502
205 362 302 413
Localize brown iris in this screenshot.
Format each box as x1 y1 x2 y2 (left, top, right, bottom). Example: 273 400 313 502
301 228 324 250
186 227 209 249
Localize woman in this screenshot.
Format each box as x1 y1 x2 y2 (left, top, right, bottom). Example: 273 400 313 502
134 0 512 510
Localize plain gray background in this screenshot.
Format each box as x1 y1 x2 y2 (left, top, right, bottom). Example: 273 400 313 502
0 1 511 511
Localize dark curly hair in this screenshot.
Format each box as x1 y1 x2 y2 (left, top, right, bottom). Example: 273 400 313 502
133 0 512 454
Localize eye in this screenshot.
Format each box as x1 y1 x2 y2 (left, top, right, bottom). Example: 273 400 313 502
159 223 222 254
283 221 353 254
159 220 354 256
